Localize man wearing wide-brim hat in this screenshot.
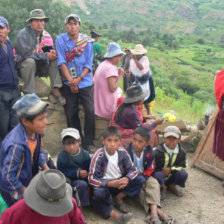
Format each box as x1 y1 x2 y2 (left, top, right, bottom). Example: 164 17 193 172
0 170 85 223
15 9 65 104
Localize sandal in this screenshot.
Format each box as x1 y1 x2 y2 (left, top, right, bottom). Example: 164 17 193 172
163 217 174 224
54 95 66 105
145 216 162 224
117 213 133 224
114 201 129 214
169 187 183 197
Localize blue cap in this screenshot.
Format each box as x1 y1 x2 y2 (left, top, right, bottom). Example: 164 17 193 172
13 94 49 117
104 42 124 58
0 16 9 28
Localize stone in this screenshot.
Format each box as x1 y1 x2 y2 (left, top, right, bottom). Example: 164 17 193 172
35 77 51 98
156 119 189 133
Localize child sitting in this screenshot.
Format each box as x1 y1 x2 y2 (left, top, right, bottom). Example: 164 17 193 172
153 125 188 197
57 128 91 210
89 126 144 223
127 127 173 224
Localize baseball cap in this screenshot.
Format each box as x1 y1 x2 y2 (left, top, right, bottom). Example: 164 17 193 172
164 125 181 138
13 94 49 117
0 16 9 28
65 14 81 24
61 128 80 140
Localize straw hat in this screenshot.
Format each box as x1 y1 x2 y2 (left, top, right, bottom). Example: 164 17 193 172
131 44 147 55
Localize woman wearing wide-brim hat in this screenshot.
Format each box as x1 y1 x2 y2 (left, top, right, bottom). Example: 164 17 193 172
112 84 164 147
129 44 156 115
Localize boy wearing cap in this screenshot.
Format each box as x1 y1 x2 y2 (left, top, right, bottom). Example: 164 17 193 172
0 16 21 146
0 169 85 224
15 9 64 104
56 13 95 153
57 128 91 209
153 125 188 197
94 42 125 120
0 94 49 207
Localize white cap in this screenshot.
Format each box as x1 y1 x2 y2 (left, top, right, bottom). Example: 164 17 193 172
61 128 80 140
164 126 181 138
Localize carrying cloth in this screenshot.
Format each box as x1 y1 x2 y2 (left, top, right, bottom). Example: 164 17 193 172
214 70 224 109
65 33 90 63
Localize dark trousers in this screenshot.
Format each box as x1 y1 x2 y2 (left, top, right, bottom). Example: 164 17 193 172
91 175 145 219
153 170 188 188
61 84 95 148
0 189 17 207
0 88 21 146
67 178 89 206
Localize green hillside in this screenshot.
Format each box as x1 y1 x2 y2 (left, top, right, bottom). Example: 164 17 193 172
74 0 224 43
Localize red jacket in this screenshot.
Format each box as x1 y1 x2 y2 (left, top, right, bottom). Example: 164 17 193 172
0 198 85 224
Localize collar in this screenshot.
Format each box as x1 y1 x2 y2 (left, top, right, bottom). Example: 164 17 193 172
163 143 179 155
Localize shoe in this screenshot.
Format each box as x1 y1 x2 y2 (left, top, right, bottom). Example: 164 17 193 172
117 213 133 224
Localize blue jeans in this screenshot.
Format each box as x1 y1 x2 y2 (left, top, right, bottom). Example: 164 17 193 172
0 88 21 146
91 175 145 219
153 170 188 188
61 85 95 148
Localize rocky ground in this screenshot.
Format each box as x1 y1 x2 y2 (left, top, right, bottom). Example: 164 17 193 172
82 153 224 224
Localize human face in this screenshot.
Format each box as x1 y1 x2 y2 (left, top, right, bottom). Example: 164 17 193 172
132 134 148 155
102 135 121 155
163 136 180 150
65 19 80 37
30 19 45 34
110 54 123 65
64 141 80 155
22 112 48 137
0 26 10 45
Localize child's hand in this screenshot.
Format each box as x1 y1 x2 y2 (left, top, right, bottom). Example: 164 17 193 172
162 167 171 176
118 177 130 189
79 170 88 178
156 118 164 125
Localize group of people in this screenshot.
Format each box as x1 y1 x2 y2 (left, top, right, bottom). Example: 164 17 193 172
0 8 188 224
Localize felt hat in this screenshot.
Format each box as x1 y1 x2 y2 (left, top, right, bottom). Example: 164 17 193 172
123 84 149 104
13 94 49 117
24 169 73 217
0 16 9 28
124 46 131 51
65 14 81 24
90 29 101 37
164 125 181 138
26 9 49 22
61 128 80 140
131 44 147 55
104 42 124 58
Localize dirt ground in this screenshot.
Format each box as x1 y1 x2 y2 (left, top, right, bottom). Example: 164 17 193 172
83 153 224 224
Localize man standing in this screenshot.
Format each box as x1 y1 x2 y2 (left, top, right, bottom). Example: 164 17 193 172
15 9 64 104
90 30 103 74
0 94 49 207
122 46 132 92
0 16 21 146
56 14 95 152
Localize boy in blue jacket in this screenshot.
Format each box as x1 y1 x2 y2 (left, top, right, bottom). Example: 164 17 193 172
127 127 173 224
89 126 144 224
57 128 91 210
0 94 48 207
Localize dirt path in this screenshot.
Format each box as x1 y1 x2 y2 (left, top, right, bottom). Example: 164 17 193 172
83 153 224 224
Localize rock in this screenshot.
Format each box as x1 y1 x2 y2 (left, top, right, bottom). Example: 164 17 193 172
35 77 51 97
197 118 206 130
156 119 189 133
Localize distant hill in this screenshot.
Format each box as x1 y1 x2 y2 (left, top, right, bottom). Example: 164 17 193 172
63 0 224 43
